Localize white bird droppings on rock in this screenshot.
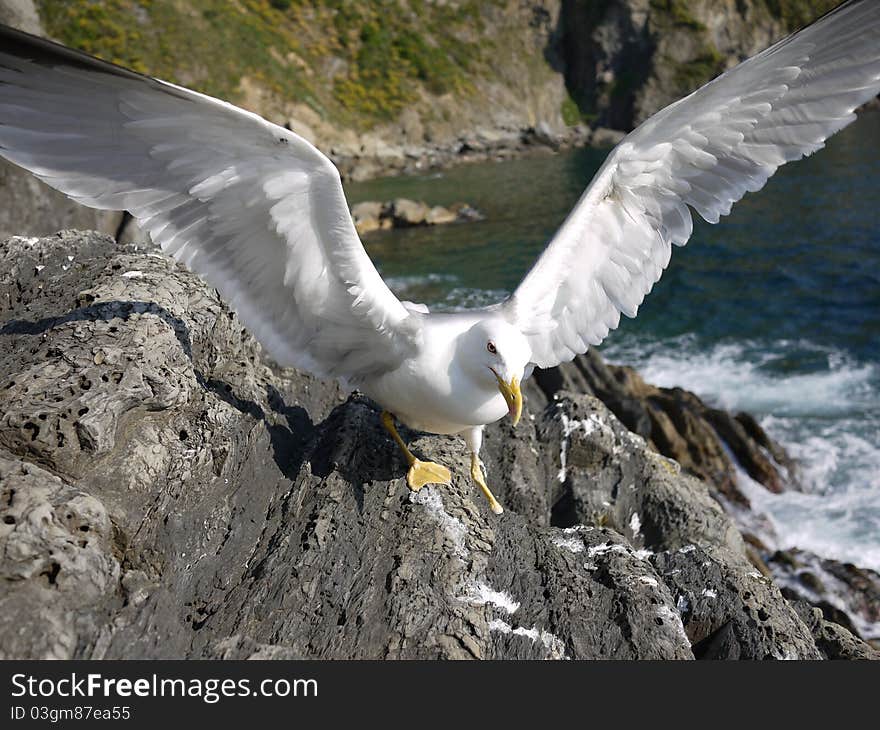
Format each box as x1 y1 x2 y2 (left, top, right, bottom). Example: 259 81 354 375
461 581 520 614
488 619 568 660
556 409 603 482
629 512 642 537
656 605 690 645
552 535 585 553
586 542 628 558
409 488 467 558
121 270 146 279
10 236 39 246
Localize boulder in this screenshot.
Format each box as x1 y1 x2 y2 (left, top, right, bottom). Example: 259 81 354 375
350 201 385 236
532 351 798 508
767 548 880 644
425 206 459 226
590 127 626 148
349 199 482 236
0 231 870 660
389 198 430 227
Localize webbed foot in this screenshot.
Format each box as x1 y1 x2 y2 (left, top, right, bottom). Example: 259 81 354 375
407 459 452 491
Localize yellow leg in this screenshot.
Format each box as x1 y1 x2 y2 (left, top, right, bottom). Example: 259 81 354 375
470 454 504 515
381 411 451 491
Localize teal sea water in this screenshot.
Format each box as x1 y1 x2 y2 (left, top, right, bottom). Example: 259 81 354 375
345 113 880 572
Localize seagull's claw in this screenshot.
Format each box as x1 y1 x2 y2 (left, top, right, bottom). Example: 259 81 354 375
470 455 504 515
406 459 451 491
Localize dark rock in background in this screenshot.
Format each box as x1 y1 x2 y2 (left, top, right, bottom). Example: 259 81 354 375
349 199 483 236
767 548 880 643
0 231 874 659
0 160 122 242
529 350 797 508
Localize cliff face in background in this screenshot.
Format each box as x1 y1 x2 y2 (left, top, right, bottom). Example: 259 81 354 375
559 0 839 130
0 0 843 238
4 0 837 180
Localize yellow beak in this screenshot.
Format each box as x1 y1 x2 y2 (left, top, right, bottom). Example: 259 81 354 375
495 374 522 426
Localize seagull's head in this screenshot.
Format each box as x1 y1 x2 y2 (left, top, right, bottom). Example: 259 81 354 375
460 318 531 426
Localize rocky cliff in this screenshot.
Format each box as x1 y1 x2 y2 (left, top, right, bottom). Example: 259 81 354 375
1 230 875 660
8 1 839 180
0 1 844 238
559 0 840 130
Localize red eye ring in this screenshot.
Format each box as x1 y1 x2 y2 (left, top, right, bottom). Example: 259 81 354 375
487 341 497 354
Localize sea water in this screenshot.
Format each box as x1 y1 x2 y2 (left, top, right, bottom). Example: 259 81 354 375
346 112 880 572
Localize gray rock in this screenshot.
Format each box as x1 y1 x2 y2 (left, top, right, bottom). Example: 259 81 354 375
767 548 880 642
0 0 41 35
0 231 849 659
532 350 798 508
790 601 879 660
652 545 820 659
590 127 626 147
0 160 121 242
390 198 430 227
349 199 480 236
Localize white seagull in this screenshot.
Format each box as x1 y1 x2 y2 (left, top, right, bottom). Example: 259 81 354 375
1 1 879 514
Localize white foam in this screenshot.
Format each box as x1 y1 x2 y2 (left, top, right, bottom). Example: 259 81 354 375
601 335 877 417
603 334 880 573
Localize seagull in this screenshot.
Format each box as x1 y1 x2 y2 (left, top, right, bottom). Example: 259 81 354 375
1 1 879 515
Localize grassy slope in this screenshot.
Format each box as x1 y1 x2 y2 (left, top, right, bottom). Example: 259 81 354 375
37 0 844 134
37 0 501 130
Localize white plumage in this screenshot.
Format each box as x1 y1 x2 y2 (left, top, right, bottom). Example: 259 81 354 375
506 0 880 367
1 0 879 513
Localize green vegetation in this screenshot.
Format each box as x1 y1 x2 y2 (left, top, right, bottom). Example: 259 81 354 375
35 0 841 134
762 0 841 30
560 95 581 127
326 1 480 120
672 45 724 91
36 0 492 128
649 0 706 31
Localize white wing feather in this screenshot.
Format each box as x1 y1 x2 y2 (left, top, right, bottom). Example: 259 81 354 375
0 26 417 382
505 0 880 368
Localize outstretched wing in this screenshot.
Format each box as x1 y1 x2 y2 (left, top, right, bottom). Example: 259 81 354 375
504 0 880 368
0 25 417 382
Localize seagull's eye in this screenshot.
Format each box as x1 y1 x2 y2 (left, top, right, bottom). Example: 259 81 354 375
487 341 497 354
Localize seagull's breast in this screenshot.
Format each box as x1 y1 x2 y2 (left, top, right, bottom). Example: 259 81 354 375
360 315 507 435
